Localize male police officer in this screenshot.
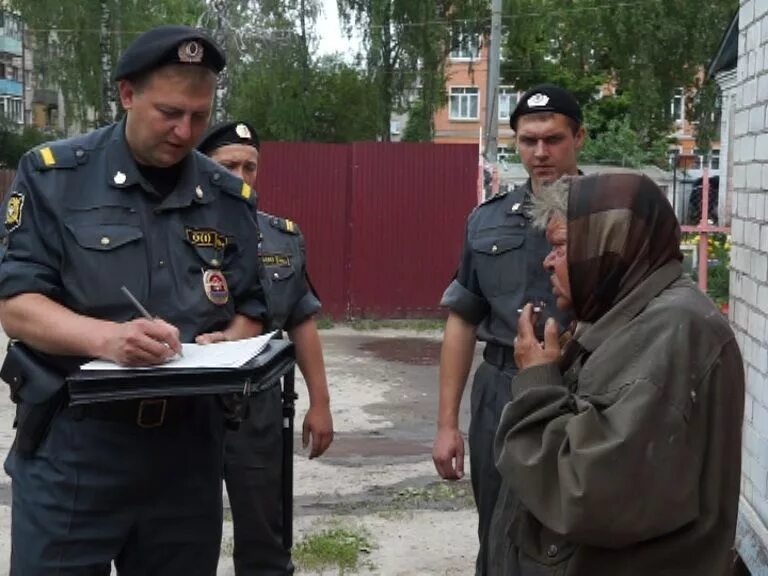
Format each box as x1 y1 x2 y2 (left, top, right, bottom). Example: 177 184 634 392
198 121 334 576
0 26 268 575
432 84 584 575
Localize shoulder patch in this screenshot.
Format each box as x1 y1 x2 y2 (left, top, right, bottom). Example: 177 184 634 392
269 216 299 235
4 191 24 232
31 142 84 171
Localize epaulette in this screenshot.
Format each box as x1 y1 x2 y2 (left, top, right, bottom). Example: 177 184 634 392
208 165 257 206
30 142 88 171
269 216 300 235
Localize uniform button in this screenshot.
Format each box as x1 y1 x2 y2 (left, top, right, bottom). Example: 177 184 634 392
211 258 220 267
195 186 204 199
159 260 165 266
491 244 498 253
273 272 279 279
75 148 84 158
213 173 220 182
547 544 558 558
100 236 110 246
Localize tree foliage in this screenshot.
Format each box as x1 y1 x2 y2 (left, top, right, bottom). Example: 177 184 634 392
501 0 737 162
228 51 379 142
0 120 53 169
337 0 488 141
10 0 205 130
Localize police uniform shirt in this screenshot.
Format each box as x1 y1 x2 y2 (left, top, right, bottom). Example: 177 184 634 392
258 213 320 331
0 119 267 342
441 182 571 346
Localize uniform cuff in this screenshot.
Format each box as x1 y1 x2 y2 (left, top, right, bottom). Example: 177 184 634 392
0 262 61 301
440 280 488 325
235 298 269 322
284 291 322 331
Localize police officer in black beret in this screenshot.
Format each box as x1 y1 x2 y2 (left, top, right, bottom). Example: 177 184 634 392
198 121 334 576
433 84 583 575
0 26 268 575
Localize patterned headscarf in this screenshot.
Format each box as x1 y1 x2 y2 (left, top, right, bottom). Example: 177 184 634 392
566 172 683 322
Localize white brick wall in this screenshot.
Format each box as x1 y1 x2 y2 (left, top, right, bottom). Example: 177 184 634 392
734 1 768 563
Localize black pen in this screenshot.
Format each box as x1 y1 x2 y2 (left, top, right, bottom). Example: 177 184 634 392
120 286 183 357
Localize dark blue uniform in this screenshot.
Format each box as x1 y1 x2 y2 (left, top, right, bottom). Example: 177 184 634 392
441 182 571 576
224 213 320 576
0 119 267 575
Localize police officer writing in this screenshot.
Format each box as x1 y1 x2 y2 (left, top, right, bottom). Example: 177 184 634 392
0 26 267 575
198 121 333 576
432 84 584 575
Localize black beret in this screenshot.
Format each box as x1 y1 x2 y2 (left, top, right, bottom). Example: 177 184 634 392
198 121 260 155
114 25 225 81
509 84 582 129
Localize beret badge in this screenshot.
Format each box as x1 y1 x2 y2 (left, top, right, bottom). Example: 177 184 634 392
527 93 550 108
178 40 204 63
235 123 252 139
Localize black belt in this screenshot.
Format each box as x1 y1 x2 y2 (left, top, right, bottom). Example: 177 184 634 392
71 397 199 428
483 343 516 370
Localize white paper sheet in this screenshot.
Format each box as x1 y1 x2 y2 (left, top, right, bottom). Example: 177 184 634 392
80 331 278 371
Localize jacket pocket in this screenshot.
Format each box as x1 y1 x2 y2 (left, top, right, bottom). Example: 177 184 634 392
62 222 146 313
508 507 577 576
471 231 526 296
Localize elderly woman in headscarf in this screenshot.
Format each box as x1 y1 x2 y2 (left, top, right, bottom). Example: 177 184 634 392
491 172 744 575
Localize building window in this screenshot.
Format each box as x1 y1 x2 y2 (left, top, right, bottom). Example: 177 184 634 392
498 87 518 121
710 149 720 170
450 33 480 61
691 149 720 171
497 145 515 163
671 88 685 124
1 96 23 124
450 86 479 120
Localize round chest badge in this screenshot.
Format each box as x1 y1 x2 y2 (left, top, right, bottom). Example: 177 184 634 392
203 269 229 305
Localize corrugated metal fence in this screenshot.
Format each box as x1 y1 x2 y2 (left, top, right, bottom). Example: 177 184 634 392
0 142 479 319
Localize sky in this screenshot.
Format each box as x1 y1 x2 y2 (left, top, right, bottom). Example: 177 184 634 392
315 0 356 56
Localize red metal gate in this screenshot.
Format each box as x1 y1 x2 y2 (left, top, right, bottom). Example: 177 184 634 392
257 142 478 319
1 142 480 320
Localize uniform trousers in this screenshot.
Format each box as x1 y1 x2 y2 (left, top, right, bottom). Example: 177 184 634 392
224 384 292 576
6 397 225 576
469 360 515 576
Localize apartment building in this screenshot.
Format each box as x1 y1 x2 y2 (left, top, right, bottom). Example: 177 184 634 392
0 8 27 125
433 34 517 162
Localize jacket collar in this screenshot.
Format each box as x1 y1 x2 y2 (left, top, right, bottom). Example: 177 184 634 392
105 118 215 209
576 260 683 353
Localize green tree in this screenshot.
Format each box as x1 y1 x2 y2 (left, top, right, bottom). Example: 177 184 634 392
228 52 379 142
11 0 205 130
0 119 54 168
337 0 488 141
501 0 737 155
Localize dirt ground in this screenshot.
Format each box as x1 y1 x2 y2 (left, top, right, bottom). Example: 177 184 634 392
0 326 484 575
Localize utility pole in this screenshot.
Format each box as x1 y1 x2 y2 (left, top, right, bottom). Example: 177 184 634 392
483 0 502 167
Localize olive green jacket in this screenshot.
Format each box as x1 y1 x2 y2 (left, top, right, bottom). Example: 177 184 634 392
491 262 744 575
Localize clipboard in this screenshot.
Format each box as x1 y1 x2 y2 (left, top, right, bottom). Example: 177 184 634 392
66 339 295 406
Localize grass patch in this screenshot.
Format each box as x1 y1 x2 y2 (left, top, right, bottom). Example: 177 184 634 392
294 525 374 574
390 481 474 510
315 316 335 330
347 318 445 332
